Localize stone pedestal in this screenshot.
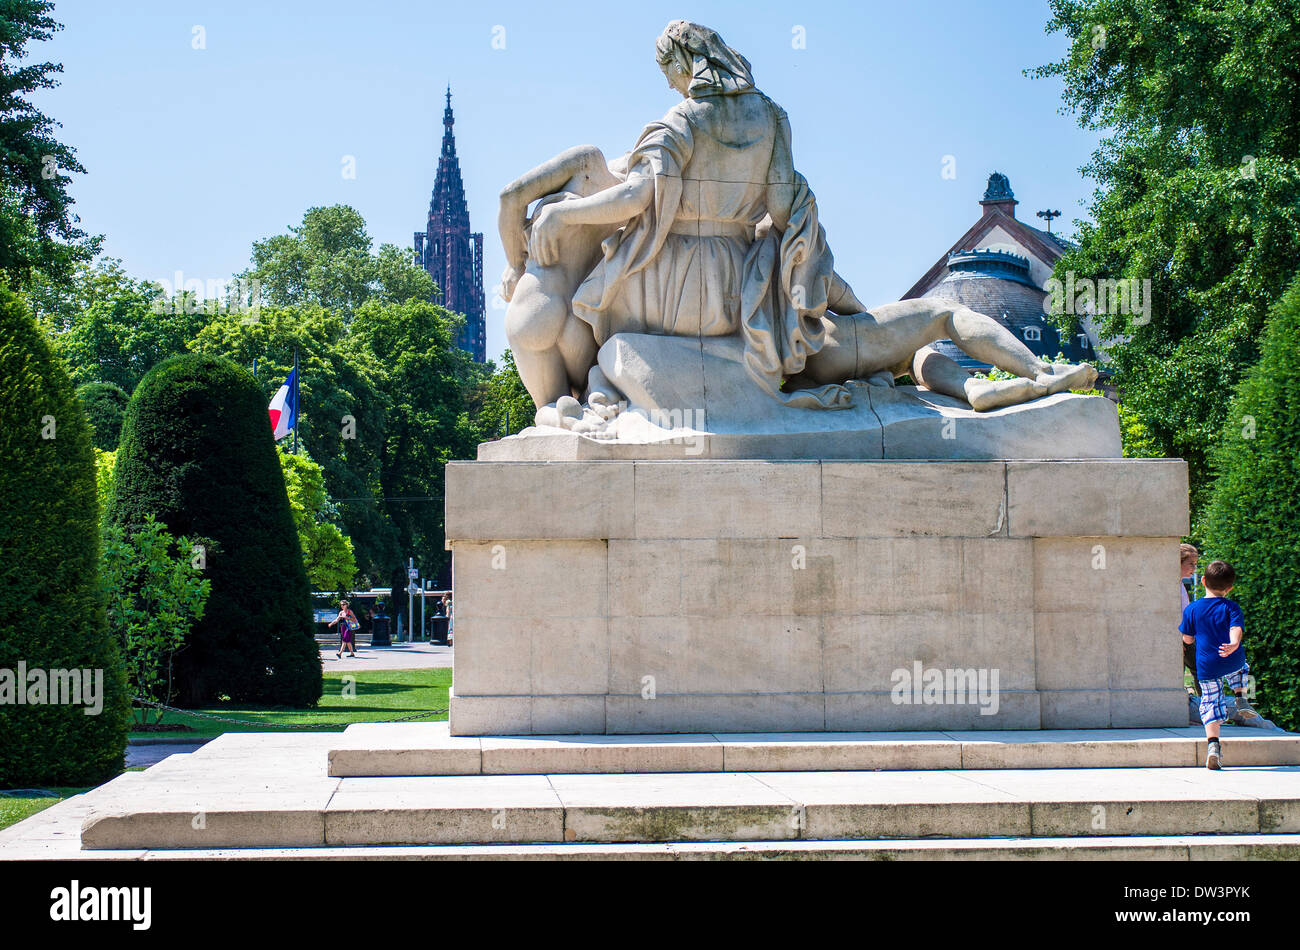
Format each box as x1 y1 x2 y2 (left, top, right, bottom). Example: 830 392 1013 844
445 459 1189 735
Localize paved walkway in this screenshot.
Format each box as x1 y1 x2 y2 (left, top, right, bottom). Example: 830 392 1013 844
126 743 207 768
320 641 452 671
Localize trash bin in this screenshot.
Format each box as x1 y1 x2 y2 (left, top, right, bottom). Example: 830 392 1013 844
431 616 450 645
371 614 391 647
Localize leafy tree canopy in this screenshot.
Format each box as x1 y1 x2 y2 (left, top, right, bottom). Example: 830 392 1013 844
0 0 96 287
237 205 434 317
1032 0 1300 519
277 445 358 593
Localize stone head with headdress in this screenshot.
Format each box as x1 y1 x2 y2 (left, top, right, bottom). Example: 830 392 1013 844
655 20 755 97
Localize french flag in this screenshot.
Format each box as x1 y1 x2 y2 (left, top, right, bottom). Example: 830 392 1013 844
268 367 297 441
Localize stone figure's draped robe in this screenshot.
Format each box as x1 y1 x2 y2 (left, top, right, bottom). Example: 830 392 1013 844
571 91 846 408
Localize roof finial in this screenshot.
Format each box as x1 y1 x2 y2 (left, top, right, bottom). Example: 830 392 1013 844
983 171 1014 202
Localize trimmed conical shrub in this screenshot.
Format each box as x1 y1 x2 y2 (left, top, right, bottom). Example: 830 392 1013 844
1201 276 1300 732
109 353 321 706
0 283 130 787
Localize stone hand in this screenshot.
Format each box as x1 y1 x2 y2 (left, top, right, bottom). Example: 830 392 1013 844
499 264 523 303
528 203 565 267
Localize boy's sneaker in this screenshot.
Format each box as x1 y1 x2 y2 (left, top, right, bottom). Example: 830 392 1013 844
1234 698 1262 723
1206 741 1222 770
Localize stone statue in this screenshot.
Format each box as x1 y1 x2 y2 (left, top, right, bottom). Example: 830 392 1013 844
497 20 1101 448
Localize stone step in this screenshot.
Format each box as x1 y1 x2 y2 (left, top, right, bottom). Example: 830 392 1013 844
80 762 1300 850
326 723 1300 777
56 835 1300 861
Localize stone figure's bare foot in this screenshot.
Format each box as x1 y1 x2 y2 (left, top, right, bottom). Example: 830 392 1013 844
534 395 619 436
534 395 579 429
1037 362 1098 395
964 376 1049 412
587 390 623 421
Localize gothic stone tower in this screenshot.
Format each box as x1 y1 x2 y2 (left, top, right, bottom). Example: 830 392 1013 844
415 88 486 362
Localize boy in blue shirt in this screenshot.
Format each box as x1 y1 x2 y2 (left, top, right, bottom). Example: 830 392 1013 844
1179 560 1259 769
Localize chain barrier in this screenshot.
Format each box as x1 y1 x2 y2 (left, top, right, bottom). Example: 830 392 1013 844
132 698 447 731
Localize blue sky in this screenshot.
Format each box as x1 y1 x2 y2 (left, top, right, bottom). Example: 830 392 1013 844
35 0 1098 361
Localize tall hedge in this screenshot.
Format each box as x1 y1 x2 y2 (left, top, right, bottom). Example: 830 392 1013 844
1201 276 1300 732
108 353 321 706
0 283 130 787
76 381 130 450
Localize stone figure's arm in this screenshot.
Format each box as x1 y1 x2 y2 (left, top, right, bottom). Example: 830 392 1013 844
529 174 656 267
498 145 623 274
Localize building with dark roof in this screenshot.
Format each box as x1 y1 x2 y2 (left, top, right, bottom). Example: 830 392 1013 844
414 88 486 362
904 172 1101 374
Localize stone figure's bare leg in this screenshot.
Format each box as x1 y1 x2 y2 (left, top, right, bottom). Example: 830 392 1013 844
910 345 1047 411
559 311 598 399
803 300 1097 410
504 268 578 408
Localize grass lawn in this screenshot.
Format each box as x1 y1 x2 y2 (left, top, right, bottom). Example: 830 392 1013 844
1 672 450 833
128 669 451 739
0 787 91 832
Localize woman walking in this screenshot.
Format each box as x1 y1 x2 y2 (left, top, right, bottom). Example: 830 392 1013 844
329 599 360 659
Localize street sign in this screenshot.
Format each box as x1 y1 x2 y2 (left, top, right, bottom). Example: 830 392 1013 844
406 582 421 595
407 567 418 580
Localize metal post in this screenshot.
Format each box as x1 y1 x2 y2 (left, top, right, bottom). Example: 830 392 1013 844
292 349 299 455
407 557 415 643
420 579 427 642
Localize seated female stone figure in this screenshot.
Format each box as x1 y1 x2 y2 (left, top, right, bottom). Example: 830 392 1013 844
498 20 1096 430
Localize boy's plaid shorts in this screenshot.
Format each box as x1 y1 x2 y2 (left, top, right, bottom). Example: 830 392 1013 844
1198 664 1250 725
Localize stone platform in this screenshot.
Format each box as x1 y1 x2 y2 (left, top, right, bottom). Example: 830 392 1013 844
327 723 1300 777
446 458 1190 736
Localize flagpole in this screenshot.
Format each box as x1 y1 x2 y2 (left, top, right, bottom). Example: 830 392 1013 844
292 349 299 455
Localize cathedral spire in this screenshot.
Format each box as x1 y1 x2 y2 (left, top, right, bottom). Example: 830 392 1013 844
415 86 486 362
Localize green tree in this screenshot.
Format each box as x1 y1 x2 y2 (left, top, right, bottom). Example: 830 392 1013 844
0 1 96 288
0 280 129 786
1032 0 1300 518
238 205 434 318
470 349 535 440
278 446 358 593
1201 277 1300 731
35 259 205 394
76 380 129 449
101 516 211 727
109 353 321 707
190 305 397 583
350 297 481 581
